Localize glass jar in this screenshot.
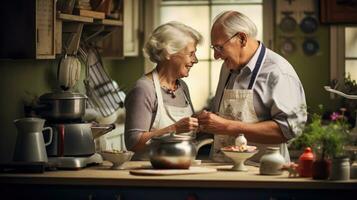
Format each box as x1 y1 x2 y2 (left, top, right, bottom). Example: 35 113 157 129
259 147 285 175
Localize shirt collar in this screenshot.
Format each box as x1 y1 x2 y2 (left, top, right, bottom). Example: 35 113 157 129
239 41 262 73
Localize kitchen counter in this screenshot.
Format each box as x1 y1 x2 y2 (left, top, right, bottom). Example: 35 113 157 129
1 161 356 200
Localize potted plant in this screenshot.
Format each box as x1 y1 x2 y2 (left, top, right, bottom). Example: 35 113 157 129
290 105 350 179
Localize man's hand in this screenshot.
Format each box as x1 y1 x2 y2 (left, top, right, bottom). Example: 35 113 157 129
173 117 199 134
197 110 231 135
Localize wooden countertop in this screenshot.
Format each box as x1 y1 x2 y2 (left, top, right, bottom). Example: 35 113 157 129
0 161 356 189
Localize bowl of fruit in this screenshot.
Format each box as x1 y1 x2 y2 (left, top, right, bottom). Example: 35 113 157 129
100 150 134 170
221 145 258 171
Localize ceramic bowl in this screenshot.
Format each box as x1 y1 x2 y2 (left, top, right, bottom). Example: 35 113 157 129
221 148 258 171
100 150 134 170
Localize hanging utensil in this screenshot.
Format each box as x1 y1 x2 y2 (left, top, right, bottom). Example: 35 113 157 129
57 54 81 90
78 41 125 119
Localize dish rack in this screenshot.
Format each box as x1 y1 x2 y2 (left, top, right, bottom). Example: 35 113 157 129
78 42 125 118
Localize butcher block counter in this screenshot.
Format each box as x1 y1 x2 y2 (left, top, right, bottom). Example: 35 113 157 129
0 161 356 200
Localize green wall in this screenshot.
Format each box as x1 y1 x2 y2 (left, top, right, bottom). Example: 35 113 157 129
0 57 144 162
274 22 340 114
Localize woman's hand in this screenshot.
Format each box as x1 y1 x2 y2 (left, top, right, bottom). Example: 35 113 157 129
173 117 199 134
197 110 231 135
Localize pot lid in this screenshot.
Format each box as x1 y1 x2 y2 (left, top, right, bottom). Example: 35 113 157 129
152 132 192 142
40 91 87 100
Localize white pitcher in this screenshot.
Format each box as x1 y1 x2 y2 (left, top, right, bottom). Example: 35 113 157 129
13 118 53 163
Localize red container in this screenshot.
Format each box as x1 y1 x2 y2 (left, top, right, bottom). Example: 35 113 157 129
298 147 314 177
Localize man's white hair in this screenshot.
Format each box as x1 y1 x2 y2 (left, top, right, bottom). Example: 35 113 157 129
213 11 257 38
143 21 203 63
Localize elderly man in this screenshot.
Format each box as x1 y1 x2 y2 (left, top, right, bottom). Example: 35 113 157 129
198 11 307 163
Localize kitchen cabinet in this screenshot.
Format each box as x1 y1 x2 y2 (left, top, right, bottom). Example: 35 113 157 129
0 0 56 59
0 0 124 59
124 0 140 56
1 161 356 200
3 185 356 200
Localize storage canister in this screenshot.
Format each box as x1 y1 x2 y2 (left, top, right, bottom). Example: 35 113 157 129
259 147 285 175
330 157 350 180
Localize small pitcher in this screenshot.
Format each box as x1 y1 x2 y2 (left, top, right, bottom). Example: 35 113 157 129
13 117 53 163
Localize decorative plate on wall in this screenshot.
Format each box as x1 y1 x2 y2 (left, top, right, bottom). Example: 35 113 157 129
300 16 318 34
280 38 296 55
302 38 319 56
279 14 297 33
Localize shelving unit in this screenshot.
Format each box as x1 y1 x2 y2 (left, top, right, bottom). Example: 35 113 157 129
0 0 124 59
57 1 124 59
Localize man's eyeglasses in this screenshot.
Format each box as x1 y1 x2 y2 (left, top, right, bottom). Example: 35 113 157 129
210 32 239 52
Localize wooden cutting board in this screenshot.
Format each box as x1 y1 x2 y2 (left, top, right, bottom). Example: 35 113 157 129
129 167 217 176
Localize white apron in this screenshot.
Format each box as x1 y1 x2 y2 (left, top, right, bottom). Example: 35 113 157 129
134 69 194 160
210 44 290 164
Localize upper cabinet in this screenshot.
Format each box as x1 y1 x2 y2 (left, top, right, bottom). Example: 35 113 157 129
0 0 125 59
0 0 56 59
124 0 139 56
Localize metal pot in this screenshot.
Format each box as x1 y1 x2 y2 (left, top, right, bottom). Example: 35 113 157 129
38 91 87 120
44 123 95 157
148 133 213 169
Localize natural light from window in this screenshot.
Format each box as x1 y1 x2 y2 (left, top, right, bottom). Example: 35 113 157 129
345 27 357 81
160 0 263 111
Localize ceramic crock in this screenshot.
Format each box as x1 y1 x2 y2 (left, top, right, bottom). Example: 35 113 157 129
259 147 285 175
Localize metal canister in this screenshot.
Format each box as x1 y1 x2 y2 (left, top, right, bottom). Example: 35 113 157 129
330 157 350 180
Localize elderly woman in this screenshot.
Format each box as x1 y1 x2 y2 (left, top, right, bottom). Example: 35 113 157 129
124 21 203 160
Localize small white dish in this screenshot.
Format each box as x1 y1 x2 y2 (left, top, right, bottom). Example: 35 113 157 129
221 149 258 171
100 151 134 170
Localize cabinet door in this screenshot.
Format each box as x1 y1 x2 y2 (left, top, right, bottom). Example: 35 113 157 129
0 0 55 59
36 0 56 59
124 0 140 56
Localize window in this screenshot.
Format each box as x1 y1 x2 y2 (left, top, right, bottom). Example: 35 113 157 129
345 27 357 80
160 0 264 110
330 26 357 86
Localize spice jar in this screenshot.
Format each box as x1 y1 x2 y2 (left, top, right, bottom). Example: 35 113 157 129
298 147 314 177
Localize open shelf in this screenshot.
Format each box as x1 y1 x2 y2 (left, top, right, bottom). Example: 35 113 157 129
94 19 123 26
57 13 93 23
57 13 123 26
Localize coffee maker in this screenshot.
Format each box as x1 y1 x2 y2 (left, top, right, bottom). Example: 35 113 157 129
30 54 105 169
37 91 103 169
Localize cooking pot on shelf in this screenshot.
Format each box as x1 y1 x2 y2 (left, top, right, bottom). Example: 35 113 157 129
38 91 87 121
148 133 213 169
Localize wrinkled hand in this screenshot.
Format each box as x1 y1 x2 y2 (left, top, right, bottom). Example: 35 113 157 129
174 117 199 134
197 110 230 135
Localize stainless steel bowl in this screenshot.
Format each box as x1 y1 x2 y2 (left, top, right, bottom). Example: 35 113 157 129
148 134 196 169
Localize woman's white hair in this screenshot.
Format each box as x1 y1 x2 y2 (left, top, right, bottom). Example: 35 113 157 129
213 11 257 38
143 21 203 63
